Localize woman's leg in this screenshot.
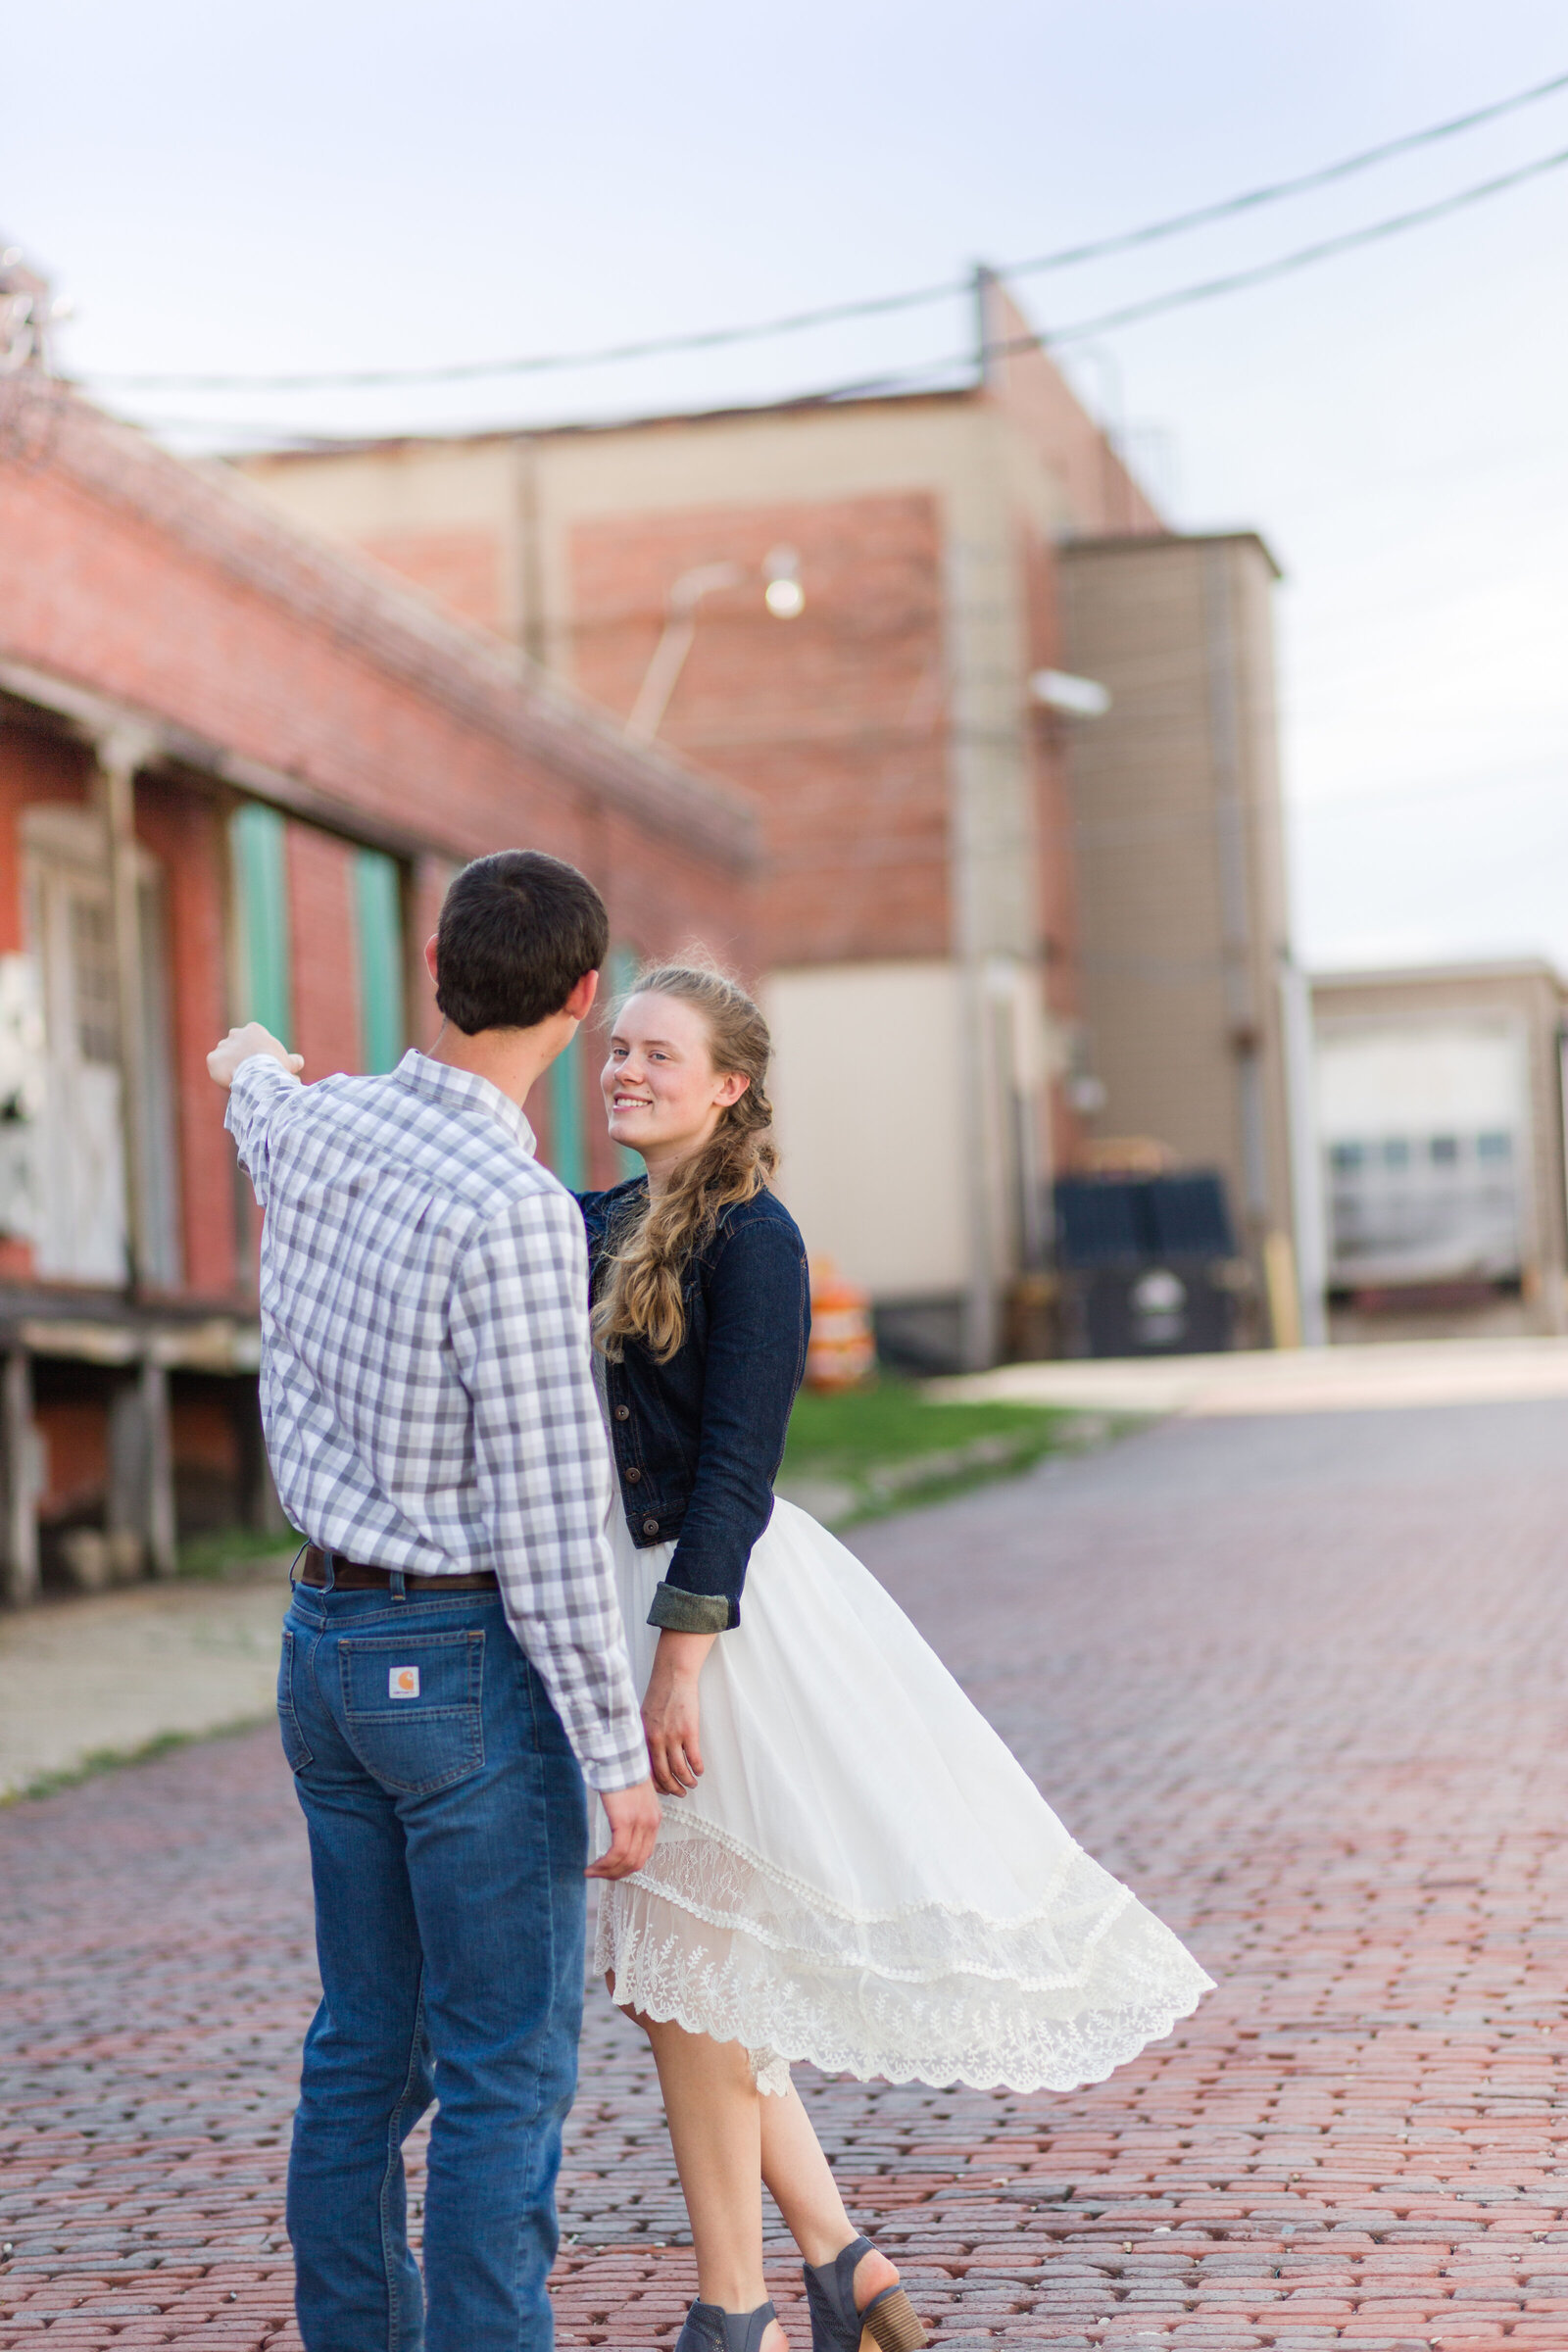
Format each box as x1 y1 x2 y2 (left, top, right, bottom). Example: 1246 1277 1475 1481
636 2013 788 2348
758 2080 900 2310
620 1998 900 2331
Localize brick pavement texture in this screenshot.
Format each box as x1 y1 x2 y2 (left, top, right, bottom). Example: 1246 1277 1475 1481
6 1398 1568 2349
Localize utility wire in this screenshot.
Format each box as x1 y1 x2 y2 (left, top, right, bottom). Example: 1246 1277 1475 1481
760 141 1568 390
119 136 1568 451
1040 140 1568 342
83 66 1568 395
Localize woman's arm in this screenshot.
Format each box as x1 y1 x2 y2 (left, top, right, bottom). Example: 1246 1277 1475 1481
648 1212 809 1632
641 1629 716 1792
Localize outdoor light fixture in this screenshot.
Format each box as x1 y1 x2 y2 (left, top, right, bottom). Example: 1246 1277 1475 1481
1030 668 1111 717
762 545 805 618
626 549 807 742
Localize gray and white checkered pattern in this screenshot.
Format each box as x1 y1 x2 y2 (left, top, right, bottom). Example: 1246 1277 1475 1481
226 1050 646 1790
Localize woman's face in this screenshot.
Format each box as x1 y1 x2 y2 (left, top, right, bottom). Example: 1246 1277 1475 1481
601 990 749 1173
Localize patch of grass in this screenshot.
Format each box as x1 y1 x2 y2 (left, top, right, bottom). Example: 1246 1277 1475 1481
176 1527 303 1581
780 1377 1112 1527
7 1718 269 1805
785 1379 1067 1468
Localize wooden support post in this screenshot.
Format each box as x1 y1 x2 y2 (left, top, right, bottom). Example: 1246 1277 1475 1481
95 728 157 1294
141 1355 176 1578
2 1348 40 1604
106 1379 147 1578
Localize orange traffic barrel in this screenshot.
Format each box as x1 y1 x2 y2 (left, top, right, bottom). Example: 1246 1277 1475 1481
806 1257 876 1390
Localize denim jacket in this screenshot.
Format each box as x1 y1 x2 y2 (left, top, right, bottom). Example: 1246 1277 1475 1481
576 1179 810 1634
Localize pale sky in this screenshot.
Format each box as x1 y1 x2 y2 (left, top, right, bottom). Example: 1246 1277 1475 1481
8 0 1567 975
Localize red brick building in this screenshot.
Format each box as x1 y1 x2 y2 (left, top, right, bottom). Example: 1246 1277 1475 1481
0 369 758 1600
245 273 1302 1366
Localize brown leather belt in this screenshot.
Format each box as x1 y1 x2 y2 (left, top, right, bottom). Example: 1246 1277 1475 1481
298 1544 500 1594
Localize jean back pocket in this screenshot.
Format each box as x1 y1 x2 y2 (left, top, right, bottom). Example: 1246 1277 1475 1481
336 1628 485 1794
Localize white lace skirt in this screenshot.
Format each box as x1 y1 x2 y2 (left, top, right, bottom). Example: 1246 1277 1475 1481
593 1496 1213 2094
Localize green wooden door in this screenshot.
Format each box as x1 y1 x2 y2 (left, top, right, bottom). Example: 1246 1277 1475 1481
229 805 292 1044
354 850 405 1074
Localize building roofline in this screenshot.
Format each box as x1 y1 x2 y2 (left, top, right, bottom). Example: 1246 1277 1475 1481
0 654 474 865
6 377 761 871
1060 528 1284 581
231 380 982 467
1311 956 1568 995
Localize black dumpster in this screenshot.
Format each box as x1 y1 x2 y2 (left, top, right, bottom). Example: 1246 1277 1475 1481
1054 1171 1240 1356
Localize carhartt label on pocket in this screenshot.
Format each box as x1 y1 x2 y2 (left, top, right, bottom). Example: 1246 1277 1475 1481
389 1666 420 1698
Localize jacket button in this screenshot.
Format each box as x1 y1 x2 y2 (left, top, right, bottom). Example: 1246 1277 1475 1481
625 1465 642 1485
613 1404 630 1422
642 1517 660 1538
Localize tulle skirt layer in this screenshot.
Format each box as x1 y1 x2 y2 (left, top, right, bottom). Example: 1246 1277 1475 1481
593 1497 1212 2093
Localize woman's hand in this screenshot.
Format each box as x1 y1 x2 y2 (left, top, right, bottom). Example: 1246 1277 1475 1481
642 1630 715 1795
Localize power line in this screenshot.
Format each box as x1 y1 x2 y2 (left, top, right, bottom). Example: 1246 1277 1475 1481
1043 140 1568 342
1005 66 1568 274
82 66 1568 396
120 135 1568 454
796 141 1568 383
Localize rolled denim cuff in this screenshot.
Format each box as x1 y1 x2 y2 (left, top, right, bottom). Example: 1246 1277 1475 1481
646 1581 735 1635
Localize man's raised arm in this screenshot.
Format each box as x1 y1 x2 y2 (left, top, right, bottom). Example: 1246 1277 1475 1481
209 1022 305 1200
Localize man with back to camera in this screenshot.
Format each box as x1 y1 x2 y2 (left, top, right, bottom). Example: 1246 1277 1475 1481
208 850 660 2352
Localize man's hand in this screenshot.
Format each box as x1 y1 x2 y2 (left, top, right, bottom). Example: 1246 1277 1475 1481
207 1023 304 1090
588 1779 662 1881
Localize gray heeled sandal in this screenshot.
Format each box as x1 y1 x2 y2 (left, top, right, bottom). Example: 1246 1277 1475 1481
804 2234 927 2352
675 2297 778 2352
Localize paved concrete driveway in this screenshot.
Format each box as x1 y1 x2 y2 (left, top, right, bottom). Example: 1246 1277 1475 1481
5 1395 1568 2348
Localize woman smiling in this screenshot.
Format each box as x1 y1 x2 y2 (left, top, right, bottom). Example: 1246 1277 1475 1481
576 961 1212 2352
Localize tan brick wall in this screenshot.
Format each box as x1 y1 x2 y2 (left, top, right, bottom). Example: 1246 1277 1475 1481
1061 534 1295 1260
1018 524 1088 1173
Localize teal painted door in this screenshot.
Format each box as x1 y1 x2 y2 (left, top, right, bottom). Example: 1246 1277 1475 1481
547 1035 587 1191
229 805 292 1044
354 850 405 1074
607 944 643 1180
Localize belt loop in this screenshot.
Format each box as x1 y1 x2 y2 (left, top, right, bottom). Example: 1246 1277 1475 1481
320 1548 336 1593
288 1539 310 1589
389 1567 407 1601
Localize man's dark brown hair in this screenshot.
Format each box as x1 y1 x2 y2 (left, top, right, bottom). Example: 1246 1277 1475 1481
435 851 609 1035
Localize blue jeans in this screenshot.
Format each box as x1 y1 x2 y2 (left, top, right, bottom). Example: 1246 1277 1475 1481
278 1579 589 2352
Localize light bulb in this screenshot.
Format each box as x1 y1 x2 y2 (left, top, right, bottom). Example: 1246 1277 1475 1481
764 576 805 618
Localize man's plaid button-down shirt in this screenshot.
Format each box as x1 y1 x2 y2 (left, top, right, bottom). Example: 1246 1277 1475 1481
226 1049 647 1791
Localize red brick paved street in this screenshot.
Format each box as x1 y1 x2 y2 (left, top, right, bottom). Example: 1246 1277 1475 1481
6 1400 1568 2349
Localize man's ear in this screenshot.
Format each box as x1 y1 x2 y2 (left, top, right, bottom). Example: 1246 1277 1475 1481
564 969 600 1022
422 934 439 985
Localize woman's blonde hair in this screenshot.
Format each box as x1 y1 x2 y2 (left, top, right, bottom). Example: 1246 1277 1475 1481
593 962 778 1363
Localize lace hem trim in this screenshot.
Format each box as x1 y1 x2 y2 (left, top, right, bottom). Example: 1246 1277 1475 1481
612 1811 1161 1993
595 1823 1214 2094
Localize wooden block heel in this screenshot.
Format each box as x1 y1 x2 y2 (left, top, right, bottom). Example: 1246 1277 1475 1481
860 2287 928 2352
807 2233 927 2352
